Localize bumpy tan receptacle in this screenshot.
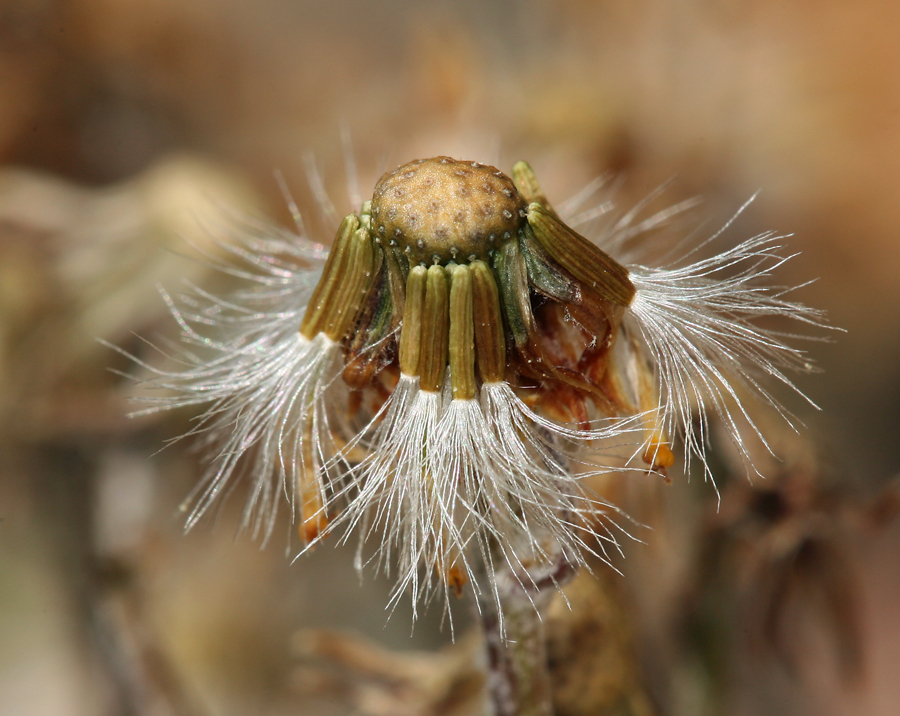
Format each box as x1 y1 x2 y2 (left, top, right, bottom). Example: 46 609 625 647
371 157 526 266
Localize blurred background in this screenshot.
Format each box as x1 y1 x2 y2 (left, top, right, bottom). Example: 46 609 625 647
1 0 899 714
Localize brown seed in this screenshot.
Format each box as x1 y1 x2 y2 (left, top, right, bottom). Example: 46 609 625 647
527 203 635 306
417 265 450 392
300 214 361 339
470 261 506 384
448 264 476 401
399 266 427 377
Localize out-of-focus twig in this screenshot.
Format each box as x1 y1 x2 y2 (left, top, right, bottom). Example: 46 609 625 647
292 627 486 716
89 449 211 716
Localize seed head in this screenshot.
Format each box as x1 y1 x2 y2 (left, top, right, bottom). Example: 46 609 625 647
120 156 831 620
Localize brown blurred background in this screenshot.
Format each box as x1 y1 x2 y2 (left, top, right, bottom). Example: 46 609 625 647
1 1 899 715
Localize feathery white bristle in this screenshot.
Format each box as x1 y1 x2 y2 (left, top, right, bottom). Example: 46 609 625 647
332 375 443 614
625 231 828 481
327 374 640 621
174 333 343 540
119 217 349 542
479 382 643 563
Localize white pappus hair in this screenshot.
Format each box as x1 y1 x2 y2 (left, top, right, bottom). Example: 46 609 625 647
111 213 350 542
324 373 642 624
623 228 829 483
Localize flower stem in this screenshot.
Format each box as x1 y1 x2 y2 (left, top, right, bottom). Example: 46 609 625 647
476 550 577 716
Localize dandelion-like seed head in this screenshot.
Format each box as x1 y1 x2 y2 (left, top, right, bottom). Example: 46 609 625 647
123 154 829 622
